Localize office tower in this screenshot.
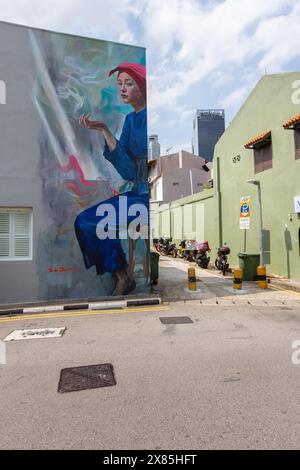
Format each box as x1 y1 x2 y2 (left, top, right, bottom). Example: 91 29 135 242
192 109 225 161
148 134 161 160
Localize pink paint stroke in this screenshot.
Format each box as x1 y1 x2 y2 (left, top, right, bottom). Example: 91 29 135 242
59 155 97 187
65 181 90 197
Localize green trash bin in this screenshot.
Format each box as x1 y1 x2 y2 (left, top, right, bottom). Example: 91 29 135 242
238 253 260 281
150 250 160 285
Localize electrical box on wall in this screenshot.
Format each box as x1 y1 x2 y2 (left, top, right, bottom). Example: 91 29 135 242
294 195 300 213
0 79 6 104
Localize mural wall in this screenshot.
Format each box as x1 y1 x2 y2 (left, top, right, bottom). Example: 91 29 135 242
30 29 149 300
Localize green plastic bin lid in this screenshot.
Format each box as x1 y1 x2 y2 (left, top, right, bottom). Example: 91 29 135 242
238 252 260 258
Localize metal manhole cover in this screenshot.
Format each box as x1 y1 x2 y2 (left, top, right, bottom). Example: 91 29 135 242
58 363 116 393
159 316 193 324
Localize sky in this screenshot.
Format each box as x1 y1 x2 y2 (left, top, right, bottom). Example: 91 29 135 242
1 0 300 154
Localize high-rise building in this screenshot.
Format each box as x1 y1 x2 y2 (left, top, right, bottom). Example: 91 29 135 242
148 134 160 160
192 109 225 161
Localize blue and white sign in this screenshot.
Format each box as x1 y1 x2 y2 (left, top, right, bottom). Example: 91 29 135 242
240 196 250 229
241 203 250 216
294 195 300 213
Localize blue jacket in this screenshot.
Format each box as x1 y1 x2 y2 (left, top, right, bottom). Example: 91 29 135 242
103 108 148 194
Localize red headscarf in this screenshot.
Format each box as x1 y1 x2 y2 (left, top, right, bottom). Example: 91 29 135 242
109 62 147 101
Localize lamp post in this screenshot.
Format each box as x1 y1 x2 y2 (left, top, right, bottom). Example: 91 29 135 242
246 179 264 266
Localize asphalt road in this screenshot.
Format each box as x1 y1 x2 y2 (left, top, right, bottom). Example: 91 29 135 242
1 301 300 450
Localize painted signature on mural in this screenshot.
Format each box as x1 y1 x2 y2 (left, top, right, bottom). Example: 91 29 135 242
48 267 80 273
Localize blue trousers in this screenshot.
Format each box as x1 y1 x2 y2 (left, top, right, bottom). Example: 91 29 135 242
74 191 149 275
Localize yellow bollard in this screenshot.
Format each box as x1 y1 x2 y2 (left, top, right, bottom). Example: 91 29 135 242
188 267 196 291
233 268 243 290
257 265 267 289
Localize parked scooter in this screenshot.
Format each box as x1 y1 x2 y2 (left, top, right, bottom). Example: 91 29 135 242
164 238 178 258
178 240 187 259
215 243 230 275
157 237 177 257
195 240 211 269
183 240 198 262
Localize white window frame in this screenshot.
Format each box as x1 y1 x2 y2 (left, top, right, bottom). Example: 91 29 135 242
0 208 33 261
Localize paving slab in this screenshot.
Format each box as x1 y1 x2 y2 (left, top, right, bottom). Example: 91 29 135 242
156 257 300 306
216 299 236 306
264 300 285 307
247 299 268 307
283 299 300 307
200 298 218 305
233 298 251 305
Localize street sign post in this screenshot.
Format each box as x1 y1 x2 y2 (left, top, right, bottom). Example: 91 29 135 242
240 196 250 229
240 196 250 252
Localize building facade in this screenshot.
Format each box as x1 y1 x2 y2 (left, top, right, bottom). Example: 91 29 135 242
149 150 211 204
215 72 300 280
192 109 225 162
148 134 160 160
155 72 300 280
149 150 212 239
0 21 149 305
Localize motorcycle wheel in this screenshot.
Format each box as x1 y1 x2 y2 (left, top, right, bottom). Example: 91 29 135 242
172 249 177 258
196 256 204 268
215 259 222 270
222 261 227 276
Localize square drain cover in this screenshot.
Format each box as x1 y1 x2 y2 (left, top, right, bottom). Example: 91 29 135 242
160 316 193 324
58 363 116 393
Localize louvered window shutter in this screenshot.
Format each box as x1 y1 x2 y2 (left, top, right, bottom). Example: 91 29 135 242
0 209 32 259
0 212 10 257
13 212 31 257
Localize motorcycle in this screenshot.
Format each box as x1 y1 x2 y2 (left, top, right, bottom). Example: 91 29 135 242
183 240 198 262
195 240 211 269
165 238 178 258
215 244 230 275
158 237 177 257
178 240 187 259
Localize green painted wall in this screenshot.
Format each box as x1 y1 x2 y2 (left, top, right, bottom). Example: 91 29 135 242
154 72 300 279
155 188 219 254
215 72 300 279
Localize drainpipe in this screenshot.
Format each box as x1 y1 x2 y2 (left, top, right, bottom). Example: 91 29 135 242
216 156 223 246
169 202 172 238
189 170 194 195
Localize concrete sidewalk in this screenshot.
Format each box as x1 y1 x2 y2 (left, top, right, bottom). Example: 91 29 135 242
153 256 300 304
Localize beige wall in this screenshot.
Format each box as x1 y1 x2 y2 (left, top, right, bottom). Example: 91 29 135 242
149 150 211 203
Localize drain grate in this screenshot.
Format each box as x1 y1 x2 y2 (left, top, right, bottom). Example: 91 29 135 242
58 363 116 393
159 316 193 324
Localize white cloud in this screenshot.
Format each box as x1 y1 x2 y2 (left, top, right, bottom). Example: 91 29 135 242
253 2 300 72
1 0 300 145
0 0 137 43
221 86 248 108
141 0 299 112
148 109 160 127
118 31 136 45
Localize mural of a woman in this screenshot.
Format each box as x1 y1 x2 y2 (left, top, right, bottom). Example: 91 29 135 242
74 62 149 296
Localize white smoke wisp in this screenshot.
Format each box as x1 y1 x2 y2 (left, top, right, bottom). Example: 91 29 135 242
57 86 85 113
29 29 126 189
29 29 100 181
